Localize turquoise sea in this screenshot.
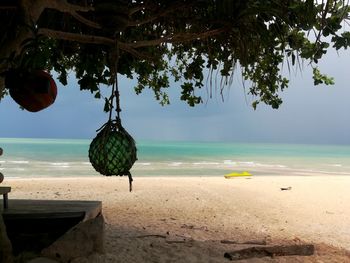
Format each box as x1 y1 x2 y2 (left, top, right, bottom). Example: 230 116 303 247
0 138 350 178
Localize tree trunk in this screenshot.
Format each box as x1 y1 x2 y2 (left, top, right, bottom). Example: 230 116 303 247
0 214 14 263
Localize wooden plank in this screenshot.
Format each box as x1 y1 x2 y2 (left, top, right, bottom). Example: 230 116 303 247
1 199 102 221
0 186 11 209
1 199 103 255
0 186 11 194
3 193 8 209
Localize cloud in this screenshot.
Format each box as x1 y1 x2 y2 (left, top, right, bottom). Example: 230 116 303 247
1 48 350 144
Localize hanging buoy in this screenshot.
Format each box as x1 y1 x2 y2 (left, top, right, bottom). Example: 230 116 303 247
89 120 137 191
89 42 137 191
5 69 57 112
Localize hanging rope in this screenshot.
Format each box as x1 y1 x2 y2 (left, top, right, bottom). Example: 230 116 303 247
113 43 122 123
107 40 119 123
89 40 137 192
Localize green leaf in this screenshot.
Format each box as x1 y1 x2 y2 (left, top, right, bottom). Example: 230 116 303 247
312 68 335 86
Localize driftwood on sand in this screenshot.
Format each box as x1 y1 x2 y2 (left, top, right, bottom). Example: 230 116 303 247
224 244 315 261
221 239 267 245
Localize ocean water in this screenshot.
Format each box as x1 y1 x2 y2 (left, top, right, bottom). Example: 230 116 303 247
0 138 350 178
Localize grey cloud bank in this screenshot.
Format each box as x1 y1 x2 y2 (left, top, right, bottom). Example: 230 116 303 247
0 49 350 144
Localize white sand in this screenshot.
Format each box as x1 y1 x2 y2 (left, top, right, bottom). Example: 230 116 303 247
3 175 350 262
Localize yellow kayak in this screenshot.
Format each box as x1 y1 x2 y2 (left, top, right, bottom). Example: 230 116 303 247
224 171 252 178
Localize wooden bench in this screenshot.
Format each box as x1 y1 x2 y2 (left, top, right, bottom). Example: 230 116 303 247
0 186 11 209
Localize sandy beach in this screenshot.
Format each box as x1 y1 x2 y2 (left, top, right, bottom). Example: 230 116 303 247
3 175 350 262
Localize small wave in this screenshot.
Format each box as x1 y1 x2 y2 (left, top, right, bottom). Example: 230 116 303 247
138 162 151 166
11 168 25 171
239 161 255 166
330 164 342 167
292 168 350 176
254 163 287 168
224 160 255 166
192 162 220 165
9 160 29 164
277 165 287 168
50 162 69 166
169 162 183 166
49 162 70 168
0 160 5 163
2 167 26 171
53 165 70 168
0 167 26 172
223 160 237 165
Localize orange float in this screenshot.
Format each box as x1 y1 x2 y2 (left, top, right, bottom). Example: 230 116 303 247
6 69 57 112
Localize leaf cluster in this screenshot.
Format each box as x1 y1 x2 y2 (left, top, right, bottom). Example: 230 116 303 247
0 0 349 109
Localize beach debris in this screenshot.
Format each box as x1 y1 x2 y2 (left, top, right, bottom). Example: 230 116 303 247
181 224 208 231
166 239 186 244
135 234 166 239
134 233 192 244
280 186 292 191
166 235 193 244
221 239 267 245
224 244 314 261
293 237 302 242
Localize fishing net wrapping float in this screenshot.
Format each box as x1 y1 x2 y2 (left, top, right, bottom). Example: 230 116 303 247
89 42 137 191
88 120 137 191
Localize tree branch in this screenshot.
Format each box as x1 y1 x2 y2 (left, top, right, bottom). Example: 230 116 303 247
118 42 155 60
38 28 114 45
0 0 96 74
128 28 228 48
44 0 100 29
39 27 228 59
45 0 93 13
70 11 101 29
0 0 45 73
128 2 192 27
38 28 153 60
129 4 145 16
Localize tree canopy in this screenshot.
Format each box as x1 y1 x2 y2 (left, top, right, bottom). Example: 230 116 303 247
0 0 349 110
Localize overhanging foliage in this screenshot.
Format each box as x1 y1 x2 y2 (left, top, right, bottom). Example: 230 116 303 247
0 0 349 109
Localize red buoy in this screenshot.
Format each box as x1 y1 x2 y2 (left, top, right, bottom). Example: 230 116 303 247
6 69 57 112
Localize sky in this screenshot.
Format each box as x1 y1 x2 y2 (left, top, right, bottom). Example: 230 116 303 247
1 48 350 144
